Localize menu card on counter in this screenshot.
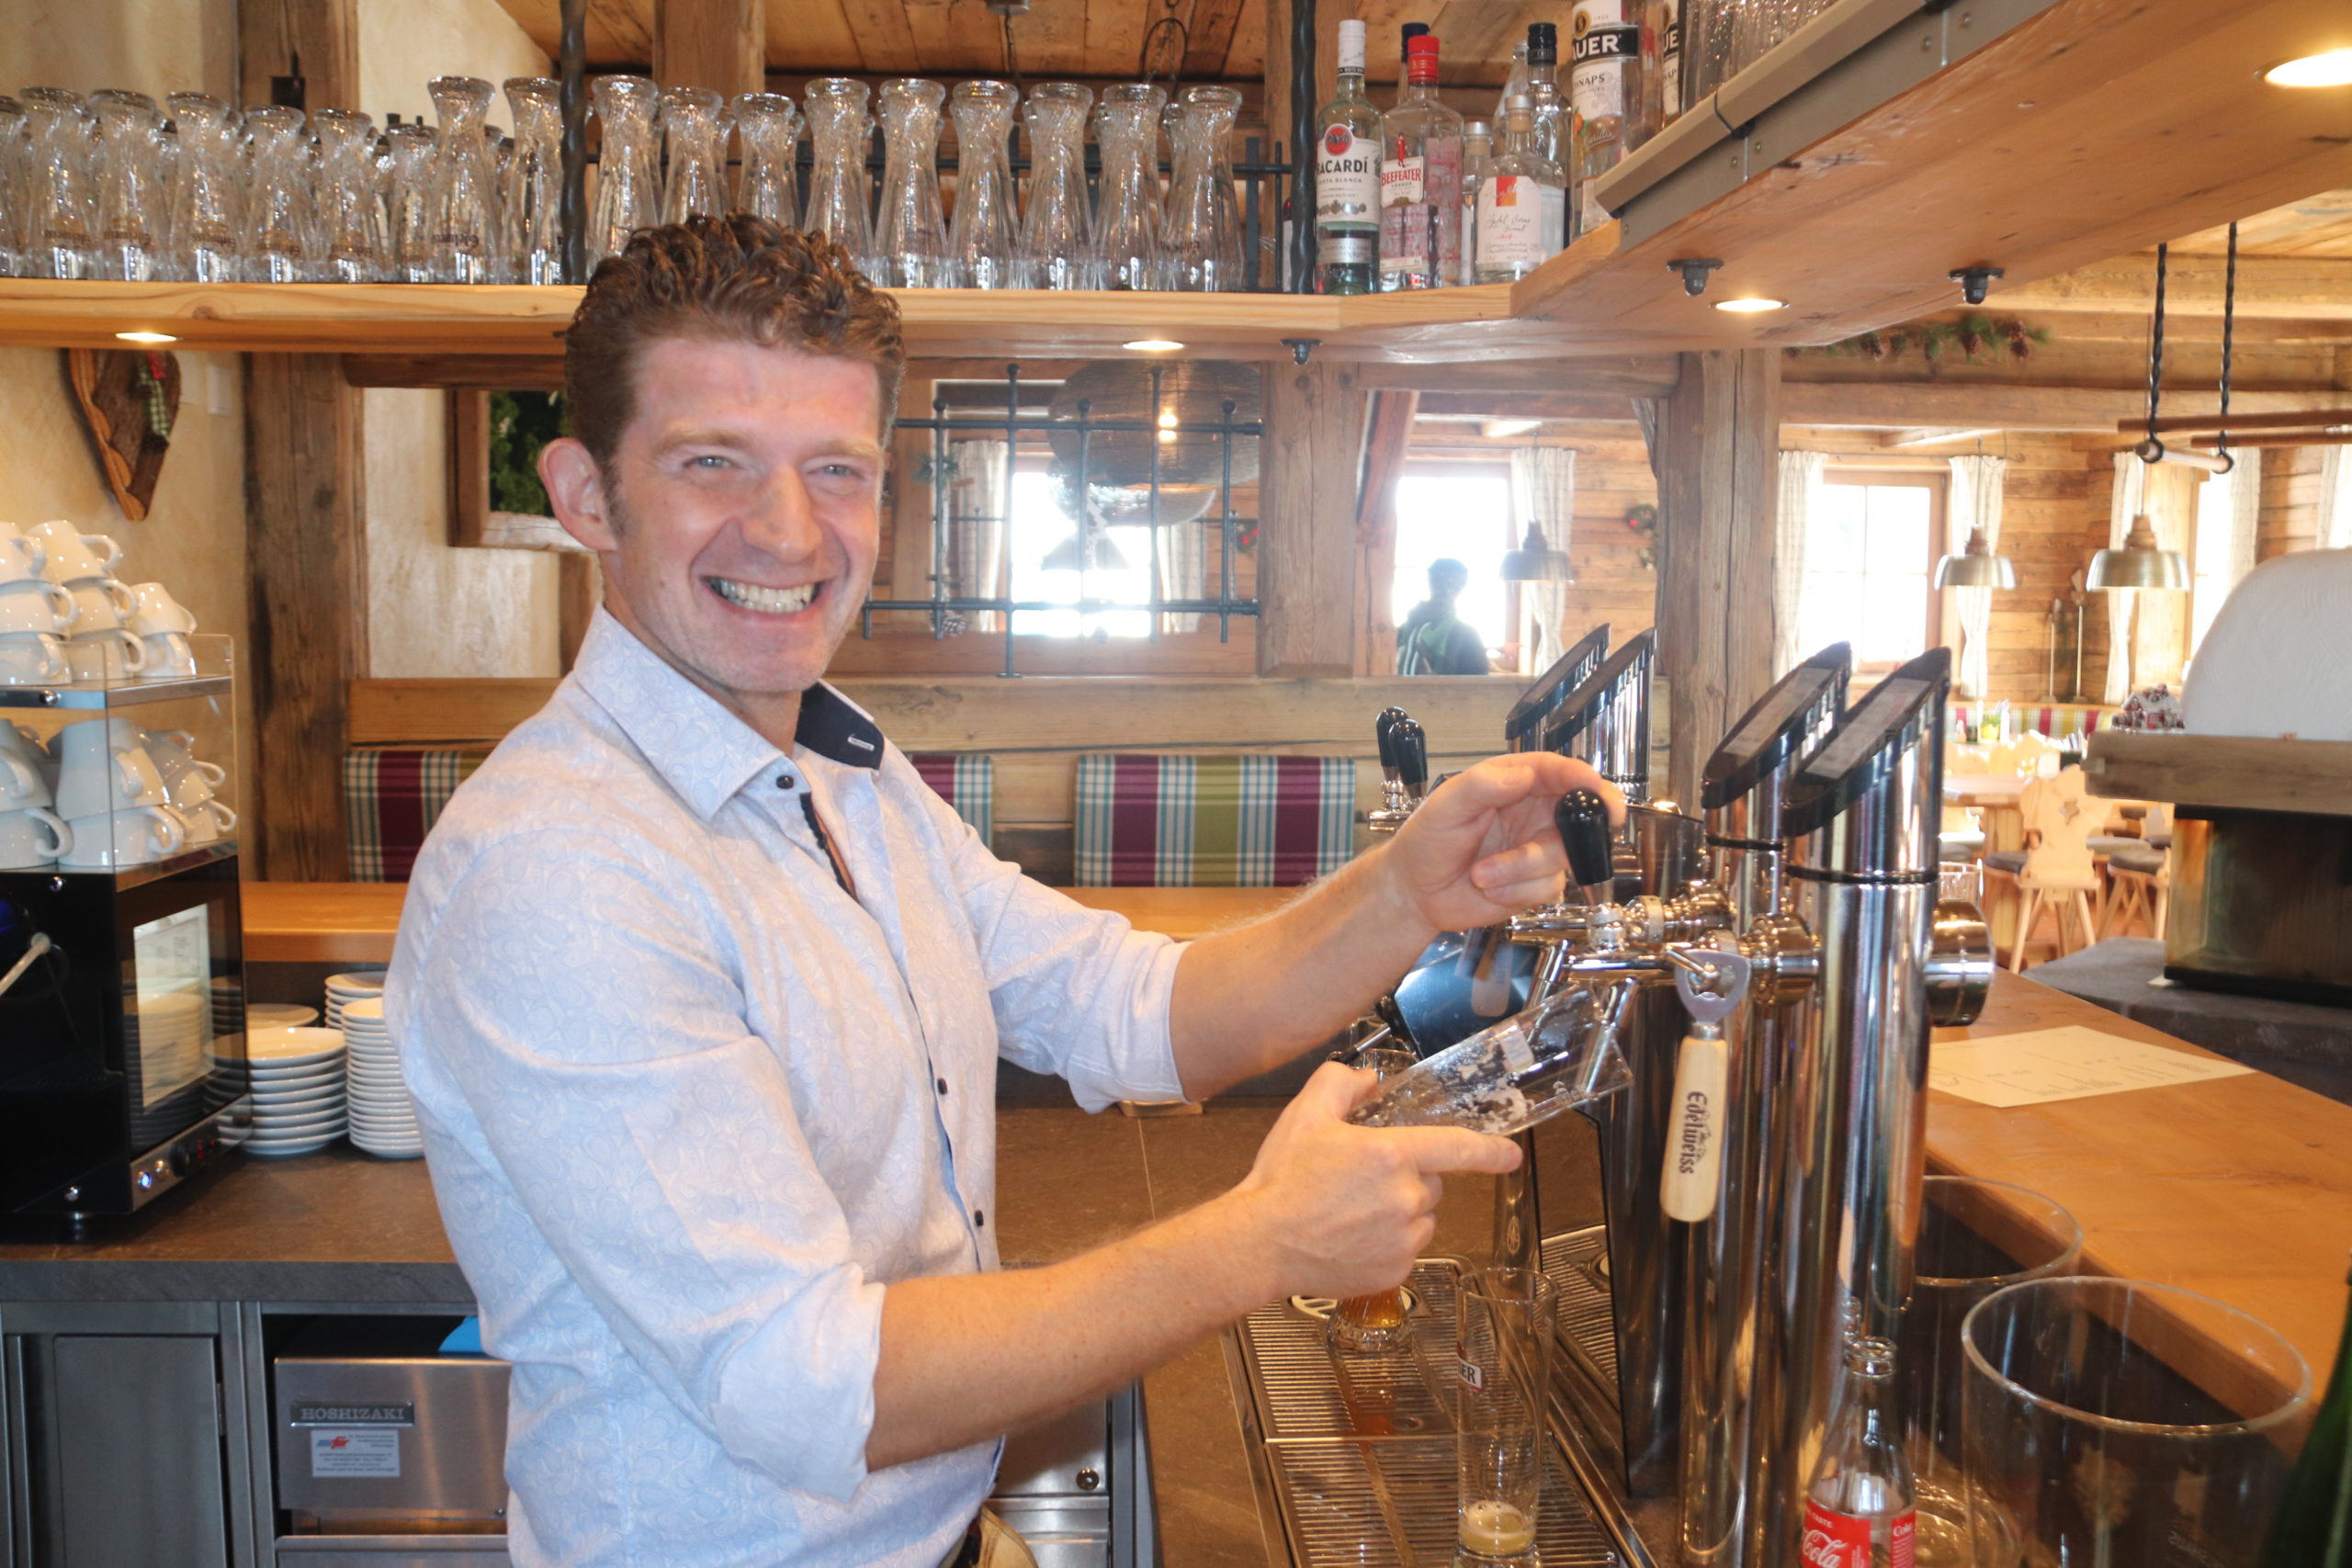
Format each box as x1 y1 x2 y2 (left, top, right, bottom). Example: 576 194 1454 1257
1928 1025 2254 1108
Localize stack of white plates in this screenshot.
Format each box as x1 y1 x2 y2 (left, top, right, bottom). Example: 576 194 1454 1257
339 998 420 1158
243 1026 347 1157
248 1002 321 1032
324 970 387 1032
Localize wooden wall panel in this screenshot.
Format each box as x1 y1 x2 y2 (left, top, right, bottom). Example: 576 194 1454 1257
2258 445 2326 559
654 0 766 96
1257 359 1367 676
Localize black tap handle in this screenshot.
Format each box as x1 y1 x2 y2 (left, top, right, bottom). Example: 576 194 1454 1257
1555 790 1614 893
1374 706 1409 773
1392 719 1428 792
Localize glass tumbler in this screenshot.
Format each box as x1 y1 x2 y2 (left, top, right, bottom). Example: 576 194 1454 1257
311 108 385 282
1166 84 1243 291
87 90 162 282
243 105 312 283
1456 1266 1558 1564
503 77 564 283
946 80 1020 289
428 76 500 282
876 78 949 288
729 91 800 226
0 96 27 279
385 122 439 283
801 77 874 272
164 93 240 282
21 87 96 280
1962 1277 2311 1568
659 85 727 224
1901 1178 2081 1567
1328 1045 1422 1353
1018 82 1092 290
587 74 661 268
1091 83 1167 291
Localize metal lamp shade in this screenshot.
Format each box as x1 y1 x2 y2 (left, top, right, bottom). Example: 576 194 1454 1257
1046 359 1262 489
1933 525 2018 590
1500 524 1573 582
2086 516 2188 591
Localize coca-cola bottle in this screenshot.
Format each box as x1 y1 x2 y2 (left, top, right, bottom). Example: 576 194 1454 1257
1803 1336 1917 1568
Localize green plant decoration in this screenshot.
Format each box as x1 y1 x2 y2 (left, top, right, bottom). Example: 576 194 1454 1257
1622 502 1657 571
1800 312 2051 366
490 389 566 515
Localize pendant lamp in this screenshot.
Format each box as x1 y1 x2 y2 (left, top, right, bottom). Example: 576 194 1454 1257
1500 523 1573 582
2086 514 2188 591
1932 525 2017 589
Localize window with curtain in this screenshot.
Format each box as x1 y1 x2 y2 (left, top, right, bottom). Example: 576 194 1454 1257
1797 468 1948 670
1391 461 1518 661
2190 450 2260 658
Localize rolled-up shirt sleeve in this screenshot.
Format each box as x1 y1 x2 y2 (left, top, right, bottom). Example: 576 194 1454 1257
401 826 887 1501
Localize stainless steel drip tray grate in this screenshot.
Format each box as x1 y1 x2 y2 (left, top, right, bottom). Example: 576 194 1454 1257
1541 1225 1620 1386
1227 1258 1623 1567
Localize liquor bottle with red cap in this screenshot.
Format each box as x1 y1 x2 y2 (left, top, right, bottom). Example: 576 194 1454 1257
1803 1336 1918 1568
1377 31 1462 290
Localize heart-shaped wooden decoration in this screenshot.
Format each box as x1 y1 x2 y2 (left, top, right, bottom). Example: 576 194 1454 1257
62 347 182 522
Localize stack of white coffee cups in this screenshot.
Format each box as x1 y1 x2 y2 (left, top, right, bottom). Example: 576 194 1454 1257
0 520 202 686
0 717 237 870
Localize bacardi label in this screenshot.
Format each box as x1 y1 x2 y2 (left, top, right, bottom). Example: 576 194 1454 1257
1801 1500 1916 1568
1571 0 1640 123
1317 126 1379 226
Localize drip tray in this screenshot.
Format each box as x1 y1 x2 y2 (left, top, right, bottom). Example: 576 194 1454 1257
1225 1257 1625 1567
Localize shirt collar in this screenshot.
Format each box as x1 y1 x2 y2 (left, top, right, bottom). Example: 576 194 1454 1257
570 608 886 821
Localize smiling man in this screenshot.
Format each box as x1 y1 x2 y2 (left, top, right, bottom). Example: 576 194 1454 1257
386 217 1616 1568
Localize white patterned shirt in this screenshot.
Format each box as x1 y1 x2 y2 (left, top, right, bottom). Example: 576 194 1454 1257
388 610 1185 1568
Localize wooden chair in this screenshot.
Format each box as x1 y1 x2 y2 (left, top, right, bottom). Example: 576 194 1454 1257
1980 765 2105 970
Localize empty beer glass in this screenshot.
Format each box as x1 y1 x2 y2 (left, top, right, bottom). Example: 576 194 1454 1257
1018 82 1093 290
1166 85 1244 291
0 96 27 279
312 108 386 282
946 80 1020 289
503 77 564 284
729 91 800 227
876 78 950 288
427 76 499 282
1456 1267 1557 1564
1091 84 1167 291
659 85 727 225
88 89 163 281
22 87 96 280
801 78 875 273
243 105 313 283
587 74 660 269
385 122 439 283
164 93 240 282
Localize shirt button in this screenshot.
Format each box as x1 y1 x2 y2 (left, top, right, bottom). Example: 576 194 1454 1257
936 1077 948 1096
775 774 796 790
973 1209 986 1229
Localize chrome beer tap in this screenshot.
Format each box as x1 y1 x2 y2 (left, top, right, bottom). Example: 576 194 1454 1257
1367 705 1415 835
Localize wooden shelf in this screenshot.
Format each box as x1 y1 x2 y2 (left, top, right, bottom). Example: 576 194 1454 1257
2085 731 2352 818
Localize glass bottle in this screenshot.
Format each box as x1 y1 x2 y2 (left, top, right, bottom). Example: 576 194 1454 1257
1494 40 1532 124
87 90 163 282
1523 24 1569 184
946 80 1021 289
729 91 800 227
588 74 661 269
1458 118 1491 287
1645 0 1686 136
1312 19 1379 295
1018 82 1092 290
1803 1336 1917 1568
801 78 875 272
164 94 238 282
500 79 563 284
0 96 25 280
2259 1256 2351 1568
243 104 312 283
1395 22 1430 107
659 85 727 224
428 76 500 282
385 122 438 283
876 78 950 288
1377 33 1461 291
1474 96 1564 285
1167 84 1244 292
1091 82 1168 292
311 108 385 282
21 87 96 280
1571 0 1643 238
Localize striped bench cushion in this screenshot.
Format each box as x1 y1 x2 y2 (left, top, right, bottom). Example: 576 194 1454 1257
345 750 485 882
908 753 994 848
1074 754 1357 887
1949 703 2114 740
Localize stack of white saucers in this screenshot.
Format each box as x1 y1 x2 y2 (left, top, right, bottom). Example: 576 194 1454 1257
243 1026 348 1157
247 1001 321 1032
325 970 387 1032
339 998 420 1158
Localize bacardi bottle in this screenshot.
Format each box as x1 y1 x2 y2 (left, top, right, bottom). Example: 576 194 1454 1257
1473 96 1565 285
1803 1337 1917 1568
1314 18 1381 295
1458 118 1492 286
1378 33 1463 291
1570 0 1642 237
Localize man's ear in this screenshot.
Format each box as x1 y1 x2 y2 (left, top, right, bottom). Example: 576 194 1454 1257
541 437 619 552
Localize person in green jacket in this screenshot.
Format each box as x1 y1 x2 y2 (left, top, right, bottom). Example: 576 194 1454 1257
1396 558 1491 675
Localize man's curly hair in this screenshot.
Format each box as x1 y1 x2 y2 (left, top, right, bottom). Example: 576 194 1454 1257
563 215 906 470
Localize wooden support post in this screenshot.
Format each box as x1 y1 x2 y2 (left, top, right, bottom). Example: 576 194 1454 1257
1354 389 1419 675
653 0 766 99
1259 358 1367 677
241 0 361 881
1653 349 1781 807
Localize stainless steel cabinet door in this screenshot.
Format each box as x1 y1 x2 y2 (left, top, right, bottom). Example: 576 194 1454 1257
49 1336 229 1568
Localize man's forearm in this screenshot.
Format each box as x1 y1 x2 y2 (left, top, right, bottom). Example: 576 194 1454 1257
866 1190 1277 1469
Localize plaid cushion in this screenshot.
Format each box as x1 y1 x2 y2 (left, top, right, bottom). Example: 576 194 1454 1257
1073 754 1357 887
908 752 994 848
345 750 486 882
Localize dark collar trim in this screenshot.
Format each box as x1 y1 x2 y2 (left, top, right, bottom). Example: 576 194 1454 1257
796 683 886 770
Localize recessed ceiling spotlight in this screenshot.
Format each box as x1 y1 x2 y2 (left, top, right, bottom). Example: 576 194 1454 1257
1123 338 1185 352
116 330 178 344
1713 297 1785 313
2265 49 2352 86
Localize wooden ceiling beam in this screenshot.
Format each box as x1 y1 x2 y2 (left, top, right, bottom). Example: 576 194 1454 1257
2001 254 2352 321
1781 381 2352 431
654 0 765 96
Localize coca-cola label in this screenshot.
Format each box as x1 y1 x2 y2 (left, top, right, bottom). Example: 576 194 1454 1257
1801 1501 1915 1568
1317 127 1379 223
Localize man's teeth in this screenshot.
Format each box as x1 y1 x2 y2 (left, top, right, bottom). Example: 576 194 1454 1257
712 578 817 615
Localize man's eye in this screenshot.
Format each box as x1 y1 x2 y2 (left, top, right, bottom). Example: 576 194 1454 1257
688 454 730 471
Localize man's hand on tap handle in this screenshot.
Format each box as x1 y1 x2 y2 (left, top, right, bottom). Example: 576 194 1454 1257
1379 753 1625 936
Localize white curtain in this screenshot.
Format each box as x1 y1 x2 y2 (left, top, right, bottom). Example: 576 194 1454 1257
1774 450 1826 675
1509 446 1577 669
2103 453 2147 704
2320 446 2352 550
1156 513 1207 635
2226 447 2262 585
946 438 1009 633
1945 455 2007 700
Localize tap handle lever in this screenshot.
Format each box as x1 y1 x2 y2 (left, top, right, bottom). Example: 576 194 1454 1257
1374 706 1410 777
1660 947 1751 1224
1392 719 1429 797
1555 789 1615 903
